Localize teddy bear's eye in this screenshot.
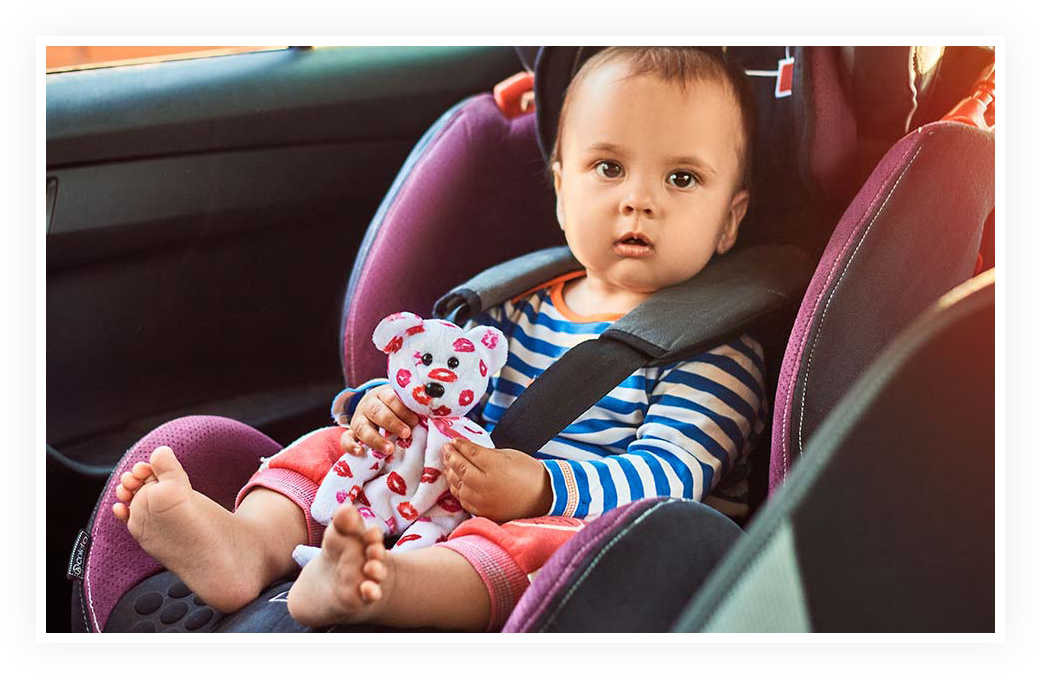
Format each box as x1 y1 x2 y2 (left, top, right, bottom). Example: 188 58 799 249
422 353 433 366
447 356 459 369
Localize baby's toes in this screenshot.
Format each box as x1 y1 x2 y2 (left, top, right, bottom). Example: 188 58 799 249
131 461 156 482
113 502 130 522
362 558 387 583
359 580 382 603
330 504 364 537
115 483 134 504
119 470 144 493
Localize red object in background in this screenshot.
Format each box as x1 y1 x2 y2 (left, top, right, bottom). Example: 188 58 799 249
942 63 996 131
494 71 536 118
941 61 996 280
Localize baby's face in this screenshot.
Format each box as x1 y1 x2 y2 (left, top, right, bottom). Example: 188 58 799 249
552 62 749 295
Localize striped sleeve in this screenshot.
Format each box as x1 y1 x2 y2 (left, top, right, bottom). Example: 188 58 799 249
542 336 766 521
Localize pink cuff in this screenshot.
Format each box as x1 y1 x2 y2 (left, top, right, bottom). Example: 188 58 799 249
236 467 325 547
436 535 530 631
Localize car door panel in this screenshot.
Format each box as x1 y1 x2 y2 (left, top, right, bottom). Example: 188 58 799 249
47 45 520 463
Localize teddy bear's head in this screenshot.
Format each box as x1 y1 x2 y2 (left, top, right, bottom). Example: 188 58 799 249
372 312 508 418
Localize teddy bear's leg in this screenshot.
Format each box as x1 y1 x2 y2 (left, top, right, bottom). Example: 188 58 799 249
311 450 384 525
391 513 468 552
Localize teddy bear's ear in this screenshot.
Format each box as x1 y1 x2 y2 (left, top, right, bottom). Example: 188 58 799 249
465 325 508 375
372 311 424 354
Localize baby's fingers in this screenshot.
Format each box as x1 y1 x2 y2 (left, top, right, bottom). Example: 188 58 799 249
339 428 366 456
376 387 419 433
351 419 395 456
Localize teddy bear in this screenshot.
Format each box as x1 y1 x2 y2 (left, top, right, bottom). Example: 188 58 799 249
291 311 508 566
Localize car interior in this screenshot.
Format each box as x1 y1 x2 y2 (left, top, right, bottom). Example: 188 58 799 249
46 44 996 633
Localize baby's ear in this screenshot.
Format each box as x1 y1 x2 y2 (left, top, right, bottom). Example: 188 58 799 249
465 325 508 375
372 312 424 354
552 161 565 228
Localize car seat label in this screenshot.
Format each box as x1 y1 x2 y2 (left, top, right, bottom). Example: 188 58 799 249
775 57 795 98
743 48 795 98
66 529 91 581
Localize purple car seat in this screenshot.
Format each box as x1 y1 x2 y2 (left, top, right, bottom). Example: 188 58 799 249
69 45 993 633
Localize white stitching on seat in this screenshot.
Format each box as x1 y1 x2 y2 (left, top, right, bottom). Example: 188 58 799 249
778 137 922 484
796 135 931 454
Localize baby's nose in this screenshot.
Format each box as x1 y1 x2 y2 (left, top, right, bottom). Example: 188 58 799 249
424 382 445 398
621 186 656 217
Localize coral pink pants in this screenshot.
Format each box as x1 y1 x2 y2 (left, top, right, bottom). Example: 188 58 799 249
235 427 584 630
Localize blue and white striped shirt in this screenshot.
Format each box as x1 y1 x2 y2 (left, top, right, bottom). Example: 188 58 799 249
469 271 768 522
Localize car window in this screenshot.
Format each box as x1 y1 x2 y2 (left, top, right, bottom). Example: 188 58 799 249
46 46 289 73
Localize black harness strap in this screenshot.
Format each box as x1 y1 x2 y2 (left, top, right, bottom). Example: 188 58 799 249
488 245 815 453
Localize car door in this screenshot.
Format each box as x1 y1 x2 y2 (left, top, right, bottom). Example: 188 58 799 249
46 45 522 631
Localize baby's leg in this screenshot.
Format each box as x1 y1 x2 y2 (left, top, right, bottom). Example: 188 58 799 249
287 505 491 631
114 445 308 613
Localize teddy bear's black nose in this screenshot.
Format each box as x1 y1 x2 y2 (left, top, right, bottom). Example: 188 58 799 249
424 382 445 398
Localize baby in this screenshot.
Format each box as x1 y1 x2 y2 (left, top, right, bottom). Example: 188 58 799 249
113 46 765 632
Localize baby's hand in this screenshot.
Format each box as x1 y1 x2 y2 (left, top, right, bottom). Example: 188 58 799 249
341 384 420 457
441 438 554 522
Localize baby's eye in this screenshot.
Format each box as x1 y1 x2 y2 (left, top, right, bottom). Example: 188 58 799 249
594 161 623 179
422 353 433 366
667 171 698 189
447 356 459 369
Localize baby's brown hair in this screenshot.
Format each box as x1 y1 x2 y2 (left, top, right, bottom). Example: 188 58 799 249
550 47 758 196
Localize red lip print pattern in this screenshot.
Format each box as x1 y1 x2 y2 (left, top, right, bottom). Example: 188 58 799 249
382 335 403 354
335 490 348 504
412 385 432 405
348 485 371 506
427 368 457 382
397 435 413 449
397 502 418 520
333 459 353 477
481 329 499 349
453 338 475 352
406 324 425 335
479 359 487 377
458 389 474 407
387 471 407 495
397 533 421 544
432 405 451 416
421 467 441 483
386 516 398 533
396 369 412 387
437 490 463 513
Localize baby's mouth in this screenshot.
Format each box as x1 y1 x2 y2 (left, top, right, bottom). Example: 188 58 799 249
616 231 653 246
614 232 654 256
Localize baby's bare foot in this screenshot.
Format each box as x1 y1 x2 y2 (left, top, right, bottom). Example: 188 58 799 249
113 446 263 612
287 505 393 627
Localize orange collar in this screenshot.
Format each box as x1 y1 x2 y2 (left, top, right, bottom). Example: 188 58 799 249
510 270 625 323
